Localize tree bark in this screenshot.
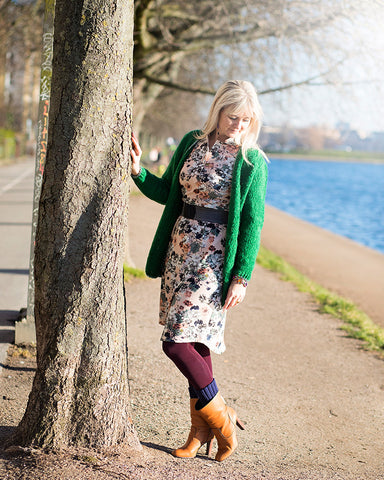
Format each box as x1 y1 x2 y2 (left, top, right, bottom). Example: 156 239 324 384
12 0 140 450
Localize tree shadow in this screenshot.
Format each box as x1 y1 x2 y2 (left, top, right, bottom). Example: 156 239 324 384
0 362 35 372
0 310 16 344
0 426 17 450
0 269 29 275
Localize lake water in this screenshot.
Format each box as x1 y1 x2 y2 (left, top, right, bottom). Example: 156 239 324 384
265 158 384 254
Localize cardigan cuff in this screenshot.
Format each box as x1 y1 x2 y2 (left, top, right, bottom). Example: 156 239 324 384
232 275 248 287
131 165 142 178
131 165 146 183
232 271 251 281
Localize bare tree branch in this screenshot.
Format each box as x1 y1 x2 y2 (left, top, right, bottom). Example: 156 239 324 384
140 58 349 97
140 74 216 95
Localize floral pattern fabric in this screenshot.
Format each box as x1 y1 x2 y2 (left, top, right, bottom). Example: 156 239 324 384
160 139 238 354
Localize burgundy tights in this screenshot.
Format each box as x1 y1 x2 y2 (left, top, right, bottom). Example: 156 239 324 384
162 342 213 391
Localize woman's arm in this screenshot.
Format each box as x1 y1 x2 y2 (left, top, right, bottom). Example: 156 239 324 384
131 132 197 205
130 133 171 204
131 133 142 176
223 278 248 310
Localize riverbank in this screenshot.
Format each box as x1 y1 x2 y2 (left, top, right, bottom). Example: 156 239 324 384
262 205 384 327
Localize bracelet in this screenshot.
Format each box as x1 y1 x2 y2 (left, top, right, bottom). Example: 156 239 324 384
131 165 142 178
232 275 248 287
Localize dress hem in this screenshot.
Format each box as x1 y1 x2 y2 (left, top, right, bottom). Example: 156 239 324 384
160 336 226 355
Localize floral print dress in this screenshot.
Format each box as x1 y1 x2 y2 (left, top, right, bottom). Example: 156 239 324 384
159 138 239 354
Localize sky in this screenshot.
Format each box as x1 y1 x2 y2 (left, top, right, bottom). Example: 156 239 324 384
256 3 384 134
261 81 384 134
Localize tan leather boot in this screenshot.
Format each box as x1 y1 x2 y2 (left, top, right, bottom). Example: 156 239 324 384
197 392 245 462
172 398 214 458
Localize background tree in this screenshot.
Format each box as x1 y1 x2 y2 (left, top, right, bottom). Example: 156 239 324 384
133 0 384 135
11 0 141 450
1 1 383 143
0 0 43 142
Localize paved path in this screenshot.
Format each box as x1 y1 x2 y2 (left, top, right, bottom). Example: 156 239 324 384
0 159 34 369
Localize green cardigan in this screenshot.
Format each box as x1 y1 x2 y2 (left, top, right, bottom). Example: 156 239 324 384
132 130 268 305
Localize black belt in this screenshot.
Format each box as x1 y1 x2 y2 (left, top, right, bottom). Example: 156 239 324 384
181 202 228 224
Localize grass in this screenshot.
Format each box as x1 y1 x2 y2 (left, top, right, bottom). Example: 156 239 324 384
297 149 384 161
123 264 147 283
257 245 384 355
9 344 37 357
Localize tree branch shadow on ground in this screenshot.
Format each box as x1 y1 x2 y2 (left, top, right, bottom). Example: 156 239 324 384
0 269 29 275
0 310 19 325
0 310 16 345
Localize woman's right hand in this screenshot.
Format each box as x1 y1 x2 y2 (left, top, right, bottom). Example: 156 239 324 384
131 132 142 176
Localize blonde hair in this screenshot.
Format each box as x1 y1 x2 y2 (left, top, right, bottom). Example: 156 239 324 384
196 80 264 160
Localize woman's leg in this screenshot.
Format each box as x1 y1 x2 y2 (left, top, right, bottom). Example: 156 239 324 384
162 342 213 391
163 342 216 458
163 341 243 462
188 343 213 398
193 342 212 376
162 341 218 408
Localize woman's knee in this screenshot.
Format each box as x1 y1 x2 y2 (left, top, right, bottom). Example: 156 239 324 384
194 342 210 358
162 341 189 360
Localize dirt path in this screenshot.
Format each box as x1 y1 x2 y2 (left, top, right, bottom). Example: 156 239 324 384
1 192 383 479
127 193 384 479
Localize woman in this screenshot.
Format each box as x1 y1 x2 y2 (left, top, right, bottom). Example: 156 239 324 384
131 80 268 462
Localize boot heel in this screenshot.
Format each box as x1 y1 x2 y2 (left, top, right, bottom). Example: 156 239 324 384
236 418 245 430
173 399 213 458
206 437 214 456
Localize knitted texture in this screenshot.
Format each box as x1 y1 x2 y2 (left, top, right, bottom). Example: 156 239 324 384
132 130 268 304
196 379 219 409
189 385 198 399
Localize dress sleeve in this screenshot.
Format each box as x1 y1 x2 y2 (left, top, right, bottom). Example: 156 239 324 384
232 156 268 279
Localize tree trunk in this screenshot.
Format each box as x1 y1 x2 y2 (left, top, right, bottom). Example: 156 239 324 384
12 0 140 450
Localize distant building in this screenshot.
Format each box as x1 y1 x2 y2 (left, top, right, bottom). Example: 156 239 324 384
260 123 384 153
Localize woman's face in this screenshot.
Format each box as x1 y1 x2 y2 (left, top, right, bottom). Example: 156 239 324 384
217 107 252 141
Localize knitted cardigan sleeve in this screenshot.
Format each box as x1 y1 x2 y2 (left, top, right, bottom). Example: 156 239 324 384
233 153 268 279
132 132 197 204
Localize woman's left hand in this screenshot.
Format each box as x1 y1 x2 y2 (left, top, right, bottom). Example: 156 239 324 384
130 132 142 176
223 280 247 310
